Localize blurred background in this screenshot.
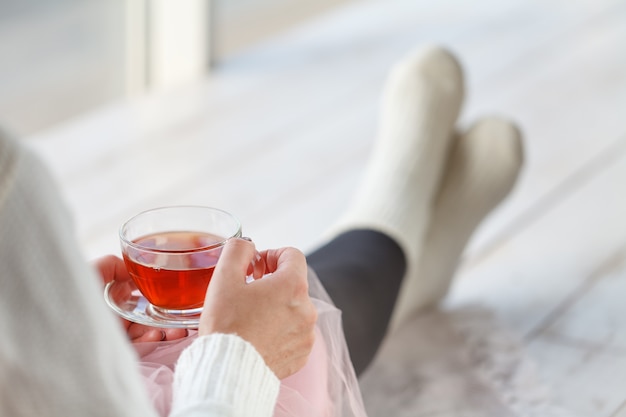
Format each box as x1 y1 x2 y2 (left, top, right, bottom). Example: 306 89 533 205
1 1 625 416
0 0 355 135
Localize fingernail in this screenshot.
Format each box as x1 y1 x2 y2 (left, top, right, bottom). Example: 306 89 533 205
241 236 252 242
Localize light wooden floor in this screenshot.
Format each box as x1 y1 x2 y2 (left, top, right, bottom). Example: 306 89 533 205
24 0 626 415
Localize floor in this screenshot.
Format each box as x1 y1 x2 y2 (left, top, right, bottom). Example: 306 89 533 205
22 0 626 416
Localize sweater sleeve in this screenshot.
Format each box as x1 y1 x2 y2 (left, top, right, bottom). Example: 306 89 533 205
0 130 160 417
170 334 280 417
0 131 279 417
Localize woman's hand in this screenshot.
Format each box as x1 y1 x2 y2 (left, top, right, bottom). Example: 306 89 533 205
94 255 188 343
199 238 318 379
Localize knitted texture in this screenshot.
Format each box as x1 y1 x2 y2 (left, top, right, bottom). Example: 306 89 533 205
327 46 524 329
332 45 464 253
328 45 464 325
171 334 280 417
0 131 280 417
390 117 524 329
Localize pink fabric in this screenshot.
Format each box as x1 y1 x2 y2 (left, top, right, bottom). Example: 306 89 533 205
134 269 367 417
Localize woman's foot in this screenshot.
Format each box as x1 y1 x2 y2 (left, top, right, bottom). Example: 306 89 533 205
390 117 524 330
329 44 465 284
327 44 524 331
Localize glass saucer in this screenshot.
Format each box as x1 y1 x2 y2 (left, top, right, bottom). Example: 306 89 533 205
104 280 201 329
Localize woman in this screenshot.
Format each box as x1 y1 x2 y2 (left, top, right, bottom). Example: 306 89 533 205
0 45 522 416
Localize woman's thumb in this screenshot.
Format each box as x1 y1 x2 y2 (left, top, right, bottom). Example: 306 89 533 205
210 238 256 289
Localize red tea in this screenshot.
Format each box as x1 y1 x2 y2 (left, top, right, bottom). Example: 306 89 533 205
123 231 225 310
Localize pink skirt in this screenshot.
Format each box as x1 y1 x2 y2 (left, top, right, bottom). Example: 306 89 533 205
133 269 367 417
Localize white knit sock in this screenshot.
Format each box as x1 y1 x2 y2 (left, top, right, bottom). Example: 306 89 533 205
329 45 464 274
390 117 524 330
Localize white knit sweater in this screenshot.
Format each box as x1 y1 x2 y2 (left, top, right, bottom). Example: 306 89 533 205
0 130 280 416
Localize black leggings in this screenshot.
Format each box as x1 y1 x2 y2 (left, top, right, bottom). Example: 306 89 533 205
306 230 406 376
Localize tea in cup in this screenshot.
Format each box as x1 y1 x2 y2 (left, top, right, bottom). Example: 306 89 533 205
119 206 242 317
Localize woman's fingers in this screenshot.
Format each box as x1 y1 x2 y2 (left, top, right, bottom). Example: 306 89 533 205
200 242 317 379
127 323 189 342
93 255 131 285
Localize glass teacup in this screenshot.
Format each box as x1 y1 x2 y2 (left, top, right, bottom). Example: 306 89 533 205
119 206 242 319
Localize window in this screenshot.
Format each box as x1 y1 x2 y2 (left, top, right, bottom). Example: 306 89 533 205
0 0 354 135
212 0 357 60
0 0 127 134
0 0 211 135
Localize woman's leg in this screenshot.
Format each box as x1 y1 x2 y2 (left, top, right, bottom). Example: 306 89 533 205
307 44 464 375
308 120 523 376
306 229 406 375
306 46 524 376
